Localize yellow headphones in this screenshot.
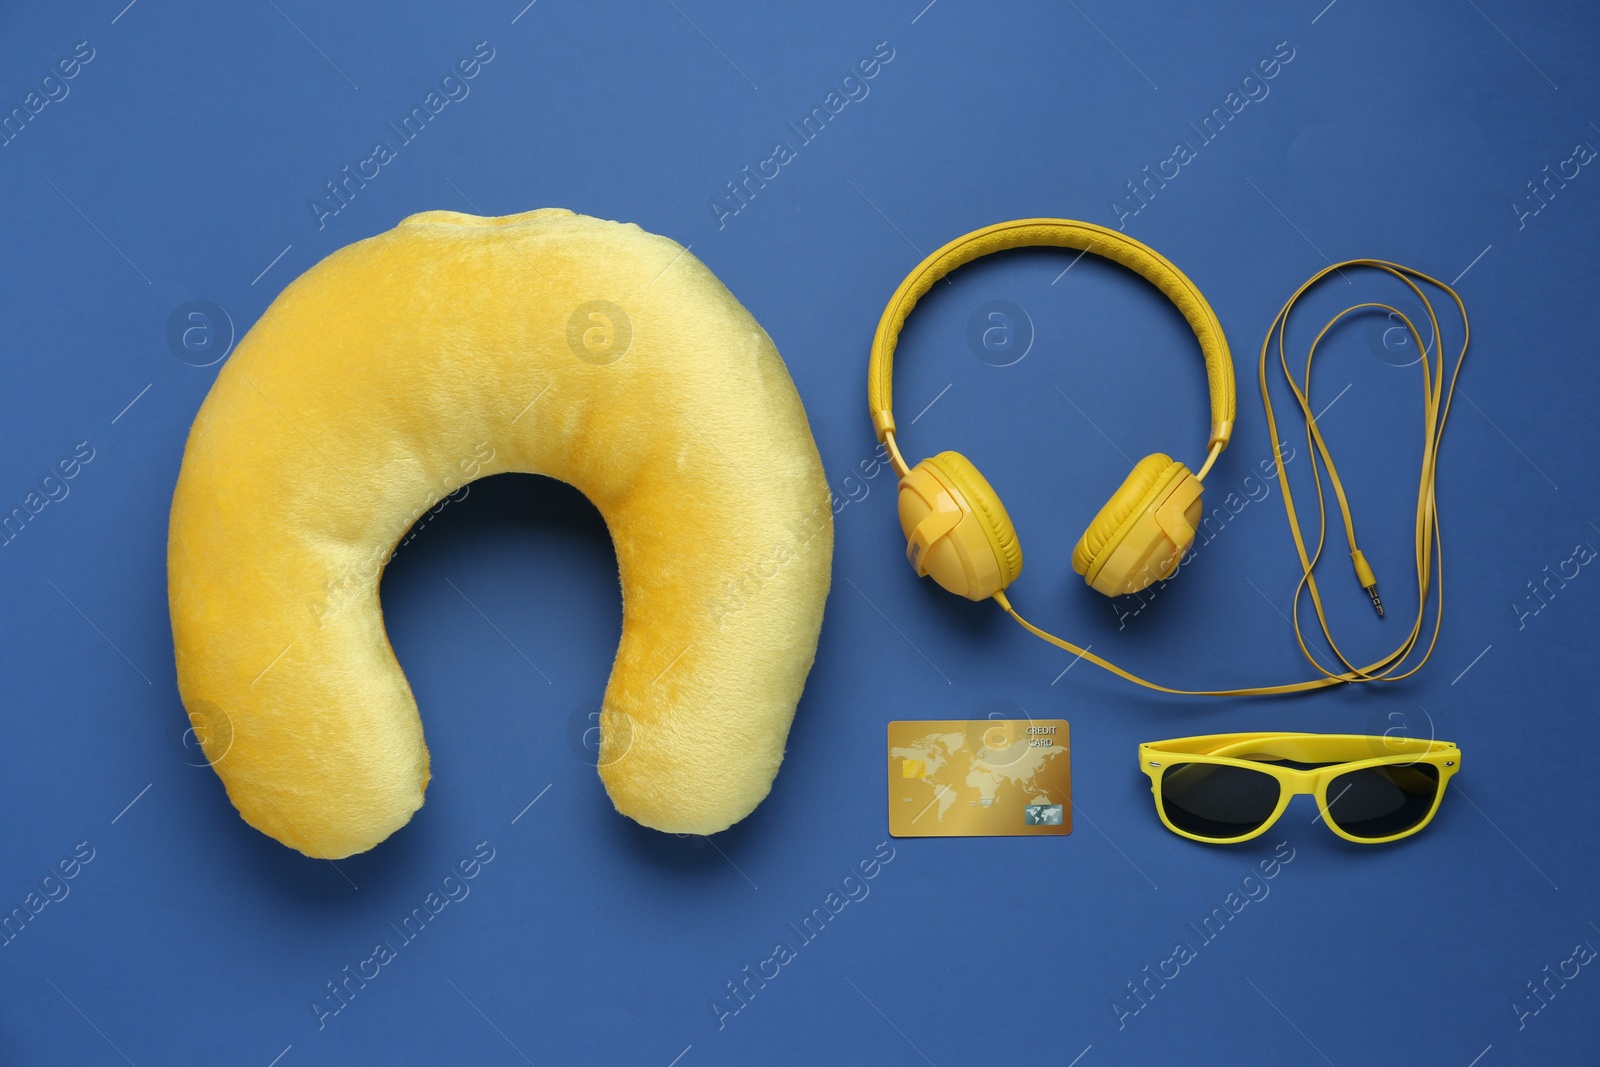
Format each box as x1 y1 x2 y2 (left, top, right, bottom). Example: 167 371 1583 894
869 218 1235 603
867 219 1469 696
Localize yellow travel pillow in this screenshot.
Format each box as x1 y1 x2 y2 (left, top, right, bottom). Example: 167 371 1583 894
167 208 833 859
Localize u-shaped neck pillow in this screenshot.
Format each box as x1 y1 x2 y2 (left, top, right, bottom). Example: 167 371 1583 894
168 208 833 859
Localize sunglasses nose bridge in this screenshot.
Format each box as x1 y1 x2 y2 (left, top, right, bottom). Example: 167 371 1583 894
1261 765 1323 806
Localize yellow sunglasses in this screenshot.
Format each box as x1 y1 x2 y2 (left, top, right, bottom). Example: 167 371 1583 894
1140 733 1461 845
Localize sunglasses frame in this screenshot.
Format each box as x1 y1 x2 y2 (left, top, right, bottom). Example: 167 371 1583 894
1140 732 1461 845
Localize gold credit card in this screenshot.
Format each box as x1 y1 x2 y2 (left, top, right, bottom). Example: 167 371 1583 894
888 719 1071 837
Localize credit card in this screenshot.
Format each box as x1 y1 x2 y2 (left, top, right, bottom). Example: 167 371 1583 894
888 719 1071 837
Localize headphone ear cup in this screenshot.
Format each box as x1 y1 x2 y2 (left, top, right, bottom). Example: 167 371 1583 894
896 452 1022 600
925 452 1023 588
1074 454 1199 595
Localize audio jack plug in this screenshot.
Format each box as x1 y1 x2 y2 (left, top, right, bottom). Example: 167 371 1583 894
1351 550 1384 617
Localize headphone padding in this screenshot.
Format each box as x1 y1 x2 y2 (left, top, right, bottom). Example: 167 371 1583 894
926 452 1023 588
1073 454 1184 578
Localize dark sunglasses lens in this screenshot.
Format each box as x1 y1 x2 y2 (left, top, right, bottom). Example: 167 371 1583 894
1159 763 1282 839
1325 763 1441 839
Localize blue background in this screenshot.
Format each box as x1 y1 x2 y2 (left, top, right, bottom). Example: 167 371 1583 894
1 1 1596 1064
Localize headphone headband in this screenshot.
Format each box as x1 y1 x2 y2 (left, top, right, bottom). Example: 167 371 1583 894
866 218 1237 455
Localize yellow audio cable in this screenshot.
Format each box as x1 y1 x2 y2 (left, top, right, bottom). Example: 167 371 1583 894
995 259 1468 695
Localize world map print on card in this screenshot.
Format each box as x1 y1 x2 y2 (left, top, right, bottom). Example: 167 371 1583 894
888 720 1071 837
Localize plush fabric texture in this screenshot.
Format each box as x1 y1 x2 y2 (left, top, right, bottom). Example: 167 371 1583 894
167 208 833 859
1072 453 1181 578
925 451 1023 586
